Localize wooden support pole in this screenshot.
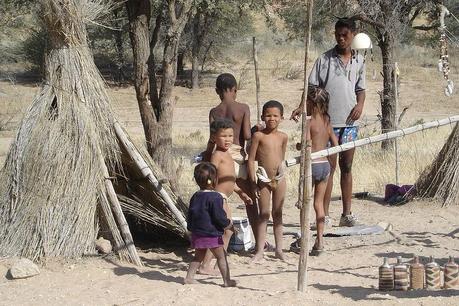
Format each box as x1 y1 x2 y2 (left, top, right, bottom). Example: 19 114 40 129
97 147 143 266
98 192 130 262
286 115 459 167
297 0 314 292
252 36 261 123
394 62 400 185
114 122 188 233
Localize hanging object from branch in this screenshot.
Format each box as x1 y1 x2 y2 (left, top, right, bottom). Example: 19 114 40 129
438 4 454 97
351 32 373 64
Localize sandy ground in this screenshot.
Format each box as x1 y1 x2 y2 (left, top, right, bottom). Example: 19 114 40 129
1 198 458 305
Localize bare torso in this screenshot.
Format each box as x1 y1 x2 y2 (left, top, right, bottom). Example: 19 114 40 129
211 150 236 197
309 113 334 162
254 130 288 178
210 101 250 148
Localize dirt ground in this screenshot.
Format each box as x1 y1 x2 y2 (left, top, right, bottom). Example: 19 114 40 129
1 198 458 305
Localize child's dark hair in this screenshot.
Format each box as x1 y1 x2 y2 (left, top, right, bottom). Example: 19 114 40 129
194 162 217 189
216 73 237 98
262 100 284 116
307 85 330 116
210 118 233 135
335 18 356 32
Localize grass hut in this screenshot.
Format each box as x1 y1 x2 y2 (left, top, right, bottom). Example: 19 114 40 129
0 0 187 265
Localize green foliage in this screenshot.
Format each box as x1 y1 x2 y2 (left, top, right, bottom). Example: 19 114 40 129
272 0 345 46
181 0 259 69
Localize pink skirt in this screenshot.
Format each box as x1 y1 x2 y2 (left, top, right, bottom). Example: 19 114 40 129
191 233 223 249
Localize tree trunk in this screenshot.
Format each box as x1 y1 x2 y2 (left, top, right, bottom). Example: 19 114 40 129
148 0 194 180
378 31 396 150
149 7 163 111
126 0 157 157
177 51 185 76
151 33 181 177
415 123 459 207
191 11 201 89
113 8 126 85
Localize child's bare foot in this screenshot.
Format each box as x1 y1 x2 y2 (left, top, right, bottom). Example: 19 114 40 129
250 252 265 263
184 278 198 284
223 279 237 287
275 249 285 261
197 266 220 275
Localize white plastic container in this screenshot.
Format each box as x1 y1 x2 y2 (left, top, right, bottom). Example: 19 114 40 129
229 217 253 251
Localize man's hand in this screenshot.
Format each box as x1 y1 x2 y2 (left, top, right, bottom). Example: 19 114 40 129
346 102 364 125
290 106 302 122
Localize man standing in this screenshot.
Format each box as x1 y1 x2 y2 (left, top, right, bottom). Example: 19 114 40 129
291 18 366 227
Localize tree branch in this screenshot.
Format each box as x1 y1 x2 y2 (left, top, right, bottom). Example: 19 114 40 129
412 23 439 31
349 14 385 29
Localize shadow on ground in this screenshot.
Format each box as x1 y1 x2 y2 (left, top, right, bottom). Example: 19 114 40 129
312 283 459 301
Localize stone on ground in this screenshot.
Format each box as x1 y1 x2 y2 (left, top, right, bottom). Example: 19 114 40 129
9 258 40 279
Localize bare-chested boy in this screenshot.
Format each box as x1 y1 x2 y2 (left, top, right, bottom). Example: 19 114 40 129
248 101 288 261
202 73 257 241
199 118 251 274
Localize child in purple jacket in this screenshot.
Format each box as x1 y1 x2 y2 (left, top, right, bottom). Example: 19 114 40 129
184 162 236 287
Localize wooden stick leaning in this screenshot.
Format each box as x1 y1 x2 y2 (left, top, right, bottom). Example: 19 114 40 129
297 0 314 292
286 115 459 167
253 36 261 123
114 122 188 233
394 62 400 185
98 192 130 262
96 145 143 266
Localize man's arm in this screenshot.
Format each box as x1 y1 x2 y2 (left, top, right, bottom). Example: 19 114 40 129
347 90 365 123
291 58 321 122
347 61 366 123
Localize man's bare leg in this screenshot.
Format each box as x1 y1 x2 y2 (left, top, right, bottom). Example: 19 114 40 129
210 247 237 287
252 183 271 262
324 154 337 216
272 178 286 260
339 149 355 216
185 249 207 284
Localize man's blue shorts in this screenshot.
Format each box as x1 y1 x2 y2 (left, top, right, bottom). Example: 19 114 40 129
333 126 359 144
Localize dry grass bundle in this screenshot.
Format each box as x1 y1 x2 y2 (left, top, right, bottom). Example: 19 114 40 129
0 0 122 260
115 125 188 238
415 123 459 207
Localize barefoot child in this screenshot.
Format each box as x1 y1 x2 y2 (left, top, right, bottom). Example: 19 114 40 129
248 101 288 261
199 118 252 274
202 73 257 233
297 86 338 255
185 162 236 287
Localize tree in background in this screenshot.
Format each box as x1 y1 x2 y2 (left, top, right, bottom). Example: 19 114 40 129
186 0 256 89
126 0 194 181
275 0 444 149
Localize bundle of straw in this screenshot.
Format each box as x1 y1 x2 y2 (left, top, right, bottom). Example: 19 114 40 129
416 123 459 207
0 0 121 260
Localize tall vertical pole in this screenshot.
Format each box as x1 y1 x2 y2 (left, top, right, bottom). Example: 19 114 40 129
394 62 400 185
297 0 314 292
252 36 261 123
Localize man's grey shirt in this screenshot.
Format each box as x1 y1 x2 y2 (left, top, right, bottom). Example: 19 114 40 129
308 47 366 127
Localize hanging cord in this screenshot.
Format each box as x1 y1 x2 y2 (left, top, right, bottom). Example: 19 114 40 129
438 4 454 96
